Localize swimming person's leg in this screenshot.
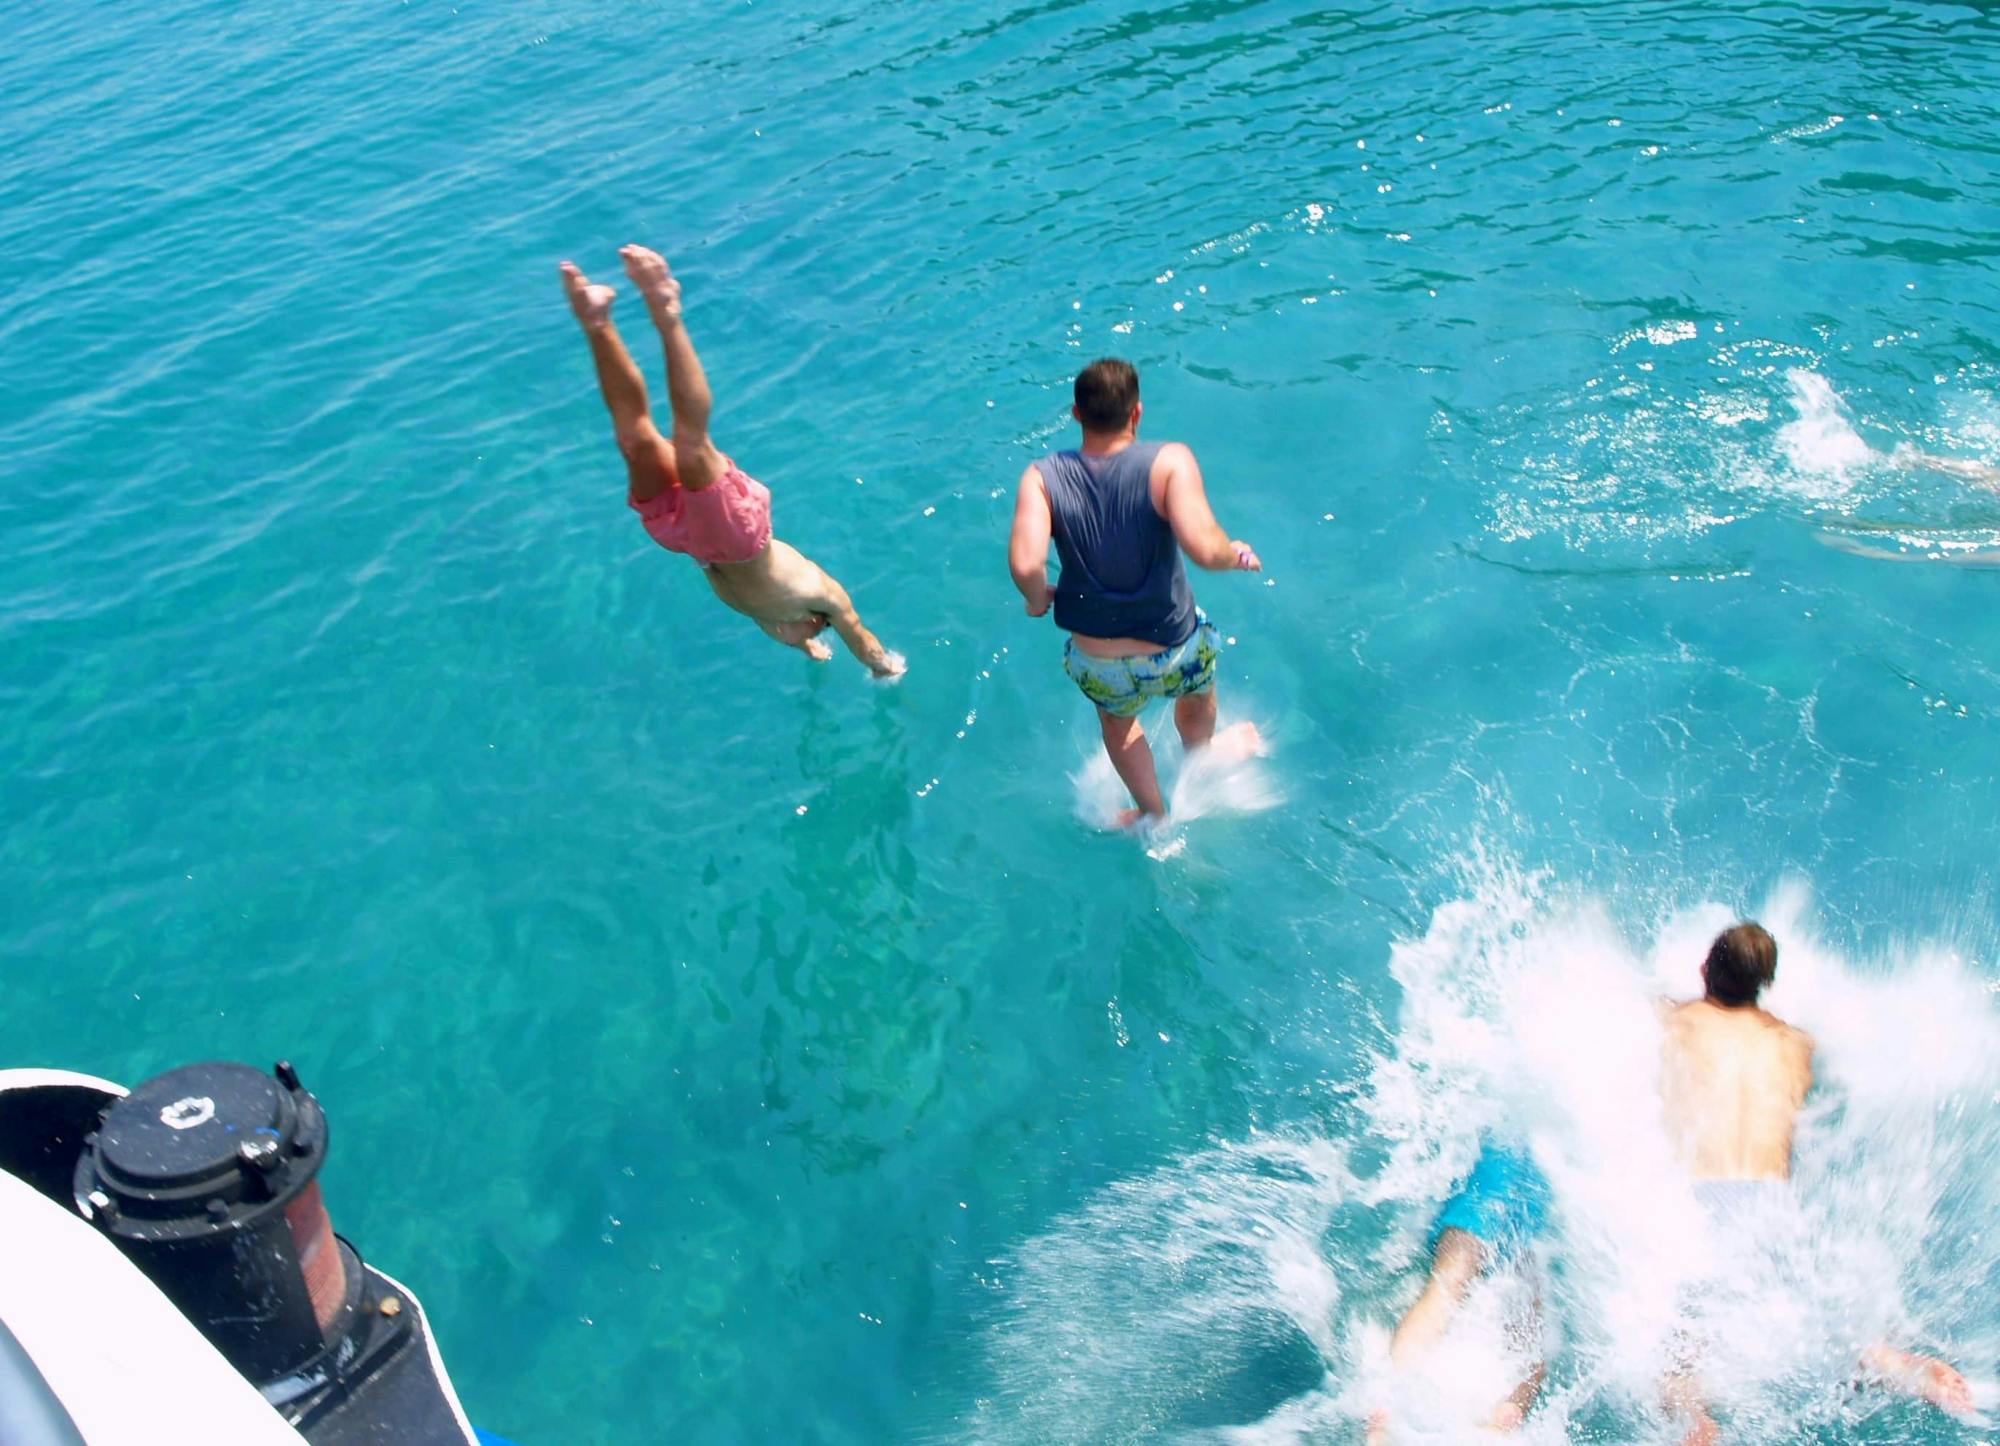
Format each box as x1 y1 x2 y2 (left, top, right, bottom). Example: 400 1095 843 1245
1858 1344 1975 1416
561 261 676 504
1097 708 1166 824
1367 1229 1492 1446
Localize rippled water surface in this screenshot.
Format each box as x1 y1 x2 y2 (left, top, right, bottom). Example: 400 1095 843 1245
6 2 2000 1441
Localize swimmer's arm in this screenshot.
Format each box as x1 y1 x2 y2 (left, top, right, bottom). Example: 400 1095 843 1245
1008 465 1055 616
1156 444 1260 571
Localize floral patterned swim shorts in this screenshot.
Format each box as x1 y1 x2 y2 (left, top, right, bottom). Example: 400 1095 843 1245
1062 612 1221 718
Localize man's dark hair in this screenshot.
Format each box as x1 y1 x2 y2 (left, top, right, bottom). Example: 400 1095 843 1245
1074 358 1140 432
1703 922 1777 1007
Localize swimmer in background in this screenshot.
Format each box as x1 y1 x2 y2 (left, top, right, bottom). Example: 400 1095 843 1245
1007 358 1262 828
560 246 904 676
1367 1138 1553 1444
1658 922 1973 1445
1892 443 2000 489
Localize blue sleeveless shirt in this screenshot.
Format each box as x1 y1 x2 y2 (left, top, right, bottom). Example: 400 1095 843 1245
1034 441 1196 647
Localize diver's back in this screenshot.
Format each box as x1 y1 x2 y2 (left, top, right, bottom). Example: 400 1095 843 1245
1661 1000 1813 1181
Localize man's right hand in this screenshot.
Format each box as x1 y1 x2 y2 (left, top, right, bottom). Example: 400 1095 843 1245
1024 584 1052 617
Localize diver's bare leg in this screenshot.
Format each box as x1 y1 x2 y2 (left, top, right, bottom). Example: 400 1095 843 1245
1174 688 1218 751
561 261 675 503
620 245 726 491
1859 1344 1975 1416
1368 1230 1492 1445
1098 710 1165 826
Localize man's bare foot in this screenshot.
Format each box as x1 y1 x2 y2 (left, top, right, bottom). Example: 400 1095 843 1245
559 261 615 330
1218 719 1267 760
1193 719 1267 764
619 244 682 321
1112 807 1167 831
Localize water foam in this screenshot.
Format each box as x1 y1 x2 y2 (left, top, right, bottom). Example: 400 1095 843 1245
1778 369 1877 482
969 859 2000 1442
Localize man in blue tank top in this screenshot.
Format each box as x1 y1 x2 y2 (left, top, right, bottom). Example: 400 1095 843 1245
1007 358 1263 826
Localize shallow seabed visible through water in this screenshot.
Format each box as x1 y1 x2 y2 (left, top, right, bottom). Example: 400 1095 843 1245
5 1 2000 1442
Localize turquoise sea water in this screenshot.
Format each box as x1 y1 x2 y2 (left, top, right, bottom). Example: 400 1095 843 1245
7 1 2000 1441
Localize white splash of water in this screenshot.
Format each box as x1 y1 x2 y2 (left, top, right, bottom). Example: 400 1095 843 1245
1069 714 1284 847
966 1135 1350 1446
967 856 2000 1443
1778 368 1877 483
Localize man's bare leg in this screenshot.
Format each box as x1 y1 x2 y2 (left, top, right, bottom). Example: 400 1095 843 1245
1176 689 1268 764
1368 1230 1504 1446
1098 710 1166 826
1892 443 2000 489
1662 1364 1718 1446
1859 1344 1976 1416
561 261 676 503
1174 689 1217 751
620 245 727 491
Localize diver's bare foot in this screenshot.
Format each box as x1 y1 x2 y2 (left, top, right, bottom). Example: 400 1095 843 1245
1209 720 1268 762
560 262 615 330
619 245 682 321
1112 807 1166 832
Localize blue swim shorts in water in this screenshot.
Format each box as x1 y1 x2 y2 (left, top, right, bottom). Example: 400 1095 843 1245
1063 612 1222 718
1430 1140 1552 1262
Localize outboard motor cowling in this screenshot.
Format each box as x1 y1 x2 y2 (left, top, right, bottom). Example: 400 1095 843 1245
73 1060 356 1386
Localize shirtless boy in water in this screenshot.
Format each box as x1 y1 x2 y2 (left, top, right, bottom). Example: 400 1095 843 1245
561 246 903 676
1659 922 1971 1445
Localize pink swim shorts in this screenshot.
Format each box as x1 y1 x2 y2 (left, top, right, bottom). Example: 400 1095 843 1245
630 463 773 566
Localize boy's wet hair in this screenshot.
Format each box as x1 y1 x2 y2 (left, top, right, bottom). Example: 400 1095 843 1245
1704 922 1778 1006
1075 358 1139 432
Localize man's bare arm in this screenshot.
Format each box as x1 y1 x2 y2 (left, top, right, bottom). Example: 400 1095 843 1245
1008 465 1055 616
1156 443 1260 572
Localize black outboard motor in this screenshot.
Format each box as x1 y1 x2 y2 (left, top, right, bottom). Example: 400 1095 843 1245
66 1061 476 1443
